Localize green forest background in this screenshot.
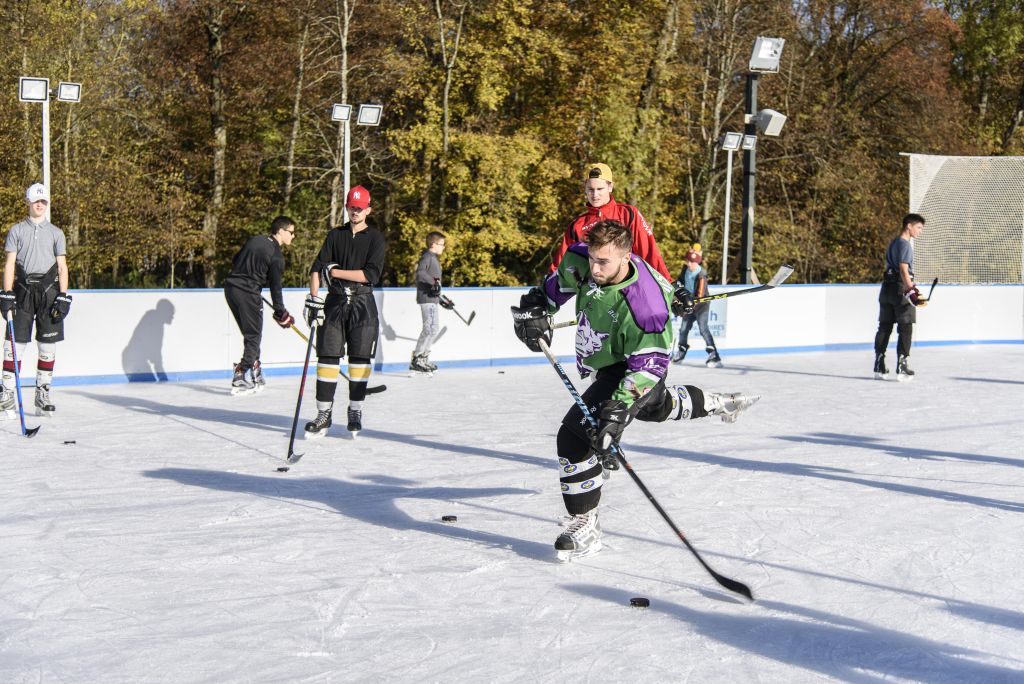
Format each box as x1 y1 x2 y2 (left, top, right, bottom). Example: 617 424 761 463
1 0 1022 289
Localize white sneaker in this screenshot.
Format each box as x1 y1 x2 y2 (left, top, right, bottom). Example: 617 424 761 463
555 511 603 561
704 392 760 423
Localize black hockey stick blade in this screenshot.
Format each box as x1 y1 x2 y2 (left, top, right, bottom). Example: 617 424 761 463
366 384 387 395
465 310 476 325
925 277 938 301
24 425 40 438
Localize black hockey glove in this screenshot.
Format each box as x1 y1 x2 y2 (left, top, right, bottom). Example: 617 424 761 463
511 304 551 353
50 292 73 321
0 290 16 319
439 294 455 310
321 262 340 286
304 294 325 326
428 277 441 298
589 397 626 462
671 284 695 317
273 309 295 329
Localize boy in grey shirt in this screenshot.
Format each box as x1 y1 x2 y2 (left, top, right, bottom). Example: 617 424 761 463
411 231 446 374
1 184 71 417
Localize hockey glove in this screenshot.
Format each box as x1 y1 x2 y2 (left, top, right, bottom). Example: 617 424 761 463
0 290 16 319
50 292 73 321
590 399 629 461
273 309 295 329
428 277 442 298
671 284 695 317
439 294 455 310
510 304 551 353
904 285 928 308
304 294 325 326
321 262 340 286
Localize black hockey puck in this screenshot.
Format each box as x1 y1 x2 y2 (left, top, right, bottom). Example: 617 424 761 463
63 440 76 445
276 466 290 473
441 515 458 523
629 597 650 608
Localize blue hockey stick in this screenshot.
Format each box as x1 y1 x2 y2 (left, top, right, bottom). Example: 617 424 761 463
5 314 40 438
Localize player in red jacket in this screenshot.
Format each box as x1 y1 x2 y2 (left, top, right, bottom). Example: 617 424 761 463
549 163 671 281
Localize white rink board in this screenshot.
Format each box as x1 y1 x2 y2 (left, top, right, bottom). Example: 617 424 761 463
10 284 1023 385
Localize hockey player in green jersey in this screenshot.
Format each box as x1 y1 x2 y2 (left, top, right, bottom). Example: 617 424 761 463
512 219 759 560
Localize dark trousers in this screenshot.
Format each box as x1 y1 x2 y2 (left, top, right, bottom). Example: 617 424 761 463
874 282 915 358
677 307 716 349
224 284 263 369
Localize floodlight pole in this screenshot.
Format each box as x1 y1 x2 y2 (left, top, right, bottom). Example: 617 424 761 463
740 73 759 284
41 97 51 221
721 147 734 285
342 117 351 224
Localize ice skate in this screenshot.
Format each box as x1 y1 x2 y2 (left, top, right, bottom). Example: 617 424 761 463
250 361 266 392
230 364 256 395
704 392 760 423
705 346 723 369
347 407 362 435
408 354 434 377
671 345 688 364
555 511 603 561
304 409 332 439
896 355 915 382
34 384 55 417
421 354 438 371
873 353 889 380
1 387 16 419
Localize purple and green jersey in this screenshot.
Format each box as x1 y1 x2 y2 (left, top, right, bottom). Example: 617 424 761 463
542 244 674 407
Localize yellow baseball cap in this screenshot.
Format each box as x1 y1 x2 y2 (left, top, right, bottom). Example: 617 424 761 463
584 163 613 184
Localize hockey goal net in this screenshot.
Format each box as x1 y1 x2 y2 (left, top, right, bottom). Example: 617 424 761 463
907 153 1024 283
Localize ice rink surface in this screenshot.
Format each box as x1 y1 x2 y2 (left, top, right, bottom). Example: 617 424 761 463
2 346 1023 683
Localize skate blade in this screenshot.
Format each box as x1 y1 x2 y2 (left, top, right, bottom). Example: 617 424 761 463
35 408 55 418
874 372 889 380
2 409 15 421
556 540 604 562
896 374 913 382
230 387 257 396
706 361 723 368
303 430 328 440
408 371 433 378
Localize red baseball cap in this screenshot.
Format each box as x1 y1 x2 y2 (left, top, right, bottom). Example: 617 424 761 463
346 185 371 209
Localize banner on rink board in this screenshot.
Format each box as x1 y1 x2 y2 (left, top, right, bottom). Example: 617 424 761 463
681 300 727 341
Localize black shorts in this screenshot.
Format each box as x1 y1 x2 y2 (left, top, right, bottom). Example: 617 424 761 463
6 277 63 344
559 363 671 441
315 292 379 358
878 282 915 326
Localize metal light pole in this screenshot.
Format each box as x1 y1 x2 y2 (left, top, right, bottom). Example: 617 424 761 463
738 37 785 284
18 77 82 221
331 103 383 224
719 132 742 285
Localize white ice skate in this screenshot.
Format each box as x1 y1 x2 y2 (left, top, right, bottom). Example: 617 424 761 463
1 387 15 420
408 354 434 378
230 364 257 396
704 392 760 423
555 511 603 561
35 384 55 417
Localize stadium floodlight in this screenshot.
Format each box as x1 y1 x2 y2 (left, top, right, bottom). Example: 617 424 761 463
755 108 787 137
356 104 383 126
18 77 49 102
720 132 743 151
741 135 757 151
331 103 351 122
56 81 82 103
749 37 785 73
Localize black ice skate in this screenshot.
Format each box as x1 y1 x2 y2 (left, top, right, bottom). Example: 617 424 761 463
347 407 362 435
705 346 723 368
873 353 889 379
231 364 256 395
409 354 434 376
35 384 55 417
555 511 603 561
896 355 915 382
671 344 688 364
250 361 266 391
304 409 332 439
704 392 760 423
1 387 17 419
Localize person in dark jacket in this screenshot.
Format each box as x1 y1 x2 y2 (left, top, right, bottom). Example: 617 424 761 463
223 216 296 393
671 244 722 368
411 231 446 374
873 213 926 380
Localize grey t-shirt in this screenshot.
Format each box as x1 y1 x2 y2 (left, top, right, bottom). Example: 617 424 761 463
415 250 442 304
885 236 914 277
4 218 67 275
